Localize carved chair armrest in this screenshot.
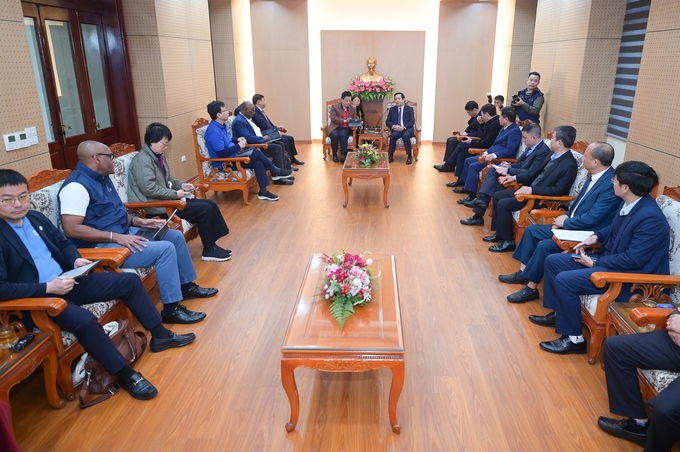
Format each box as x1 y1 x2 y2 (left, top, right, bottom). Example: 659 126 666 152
202 156 251 164
194 184 209 195
530 210 565 221
248 143 268 149
514 194 577 203
451 130 460 136
124 200 187 210
550 236 602 253
630 308 672 329
0 297 69 353
502 180 521 189
78 247 131 269
468 148 486 155
280 127 288 134
321 125 328 131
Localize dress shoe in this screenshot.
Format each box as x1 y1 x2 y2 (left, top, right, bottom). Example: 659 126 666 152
150 331 196 352
597 417 648 446
453 187 467 194
539 335 587 355
292 158 305 165
406 156 412 165
273 179 294 185
181 283 218 300
450 179 464 187
457 194 475 204
388 154 394 163
489 241 516 252
462 199 479 208
162 304 207 324
434 164 454 172
332 155 339 163
468 198 489 208
118 371 158 400
446 181 459 187
291 166 299 171
482 234 500 243
507 286 540 303
498 271 529 285
340 155 346 163
529 311 556 327
460 216 484 226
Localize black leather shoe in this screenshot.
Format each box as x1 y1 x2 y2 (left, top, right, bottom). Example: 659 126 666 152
340 155 346 163
499 271 529 285
539 335 587 355
460 216 484 226
529 311 556 327
332 155 339 162
292 158 305 165
388 154 394 163
291 166 299 171
453 187 467 194
462 199 479 208
482 234 500 243
273 179 294 185
468 198 489 208
434 164 454 172
457 194 475 204
150 331 196 352
489 241 516 252
597 417 648 446
406 156 412 165
162 304 207 324
446 181 458 187
507 286 540 303
451 180 464 187
118 372 158 400
181 284 218 300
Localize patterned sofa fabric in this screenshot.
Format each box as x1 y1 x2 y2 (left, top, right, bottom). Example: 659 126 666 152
196 124 256 182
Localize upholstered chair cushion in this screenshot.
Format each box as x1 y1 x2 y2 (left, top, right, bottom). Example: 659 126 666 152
110 151 138 204
29 181 63 230
640 369 679 394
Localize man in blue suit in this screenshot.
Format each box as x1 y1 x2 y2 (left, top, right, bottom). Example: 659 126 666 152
454 107 522 202
232 101 293 186
385 92 415 164
500 142 619 303
252 94 304 166
529 161 669 355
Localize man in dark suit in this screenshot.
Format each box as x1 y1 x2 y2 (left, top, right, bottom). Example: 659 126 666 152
500 142 619 303
0 169 195 400
448 104 502 186
529 161 669 355
252 93 304 166
232 101 294 186
327 91 356 163
481 125 578 251
597 311 680 450
434 100 481 172
385 92 415 164
460 123 550 216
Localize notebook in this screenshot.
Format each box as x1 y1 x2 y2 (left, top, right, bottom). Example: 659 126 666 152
134 209 177 241
60 260 101 279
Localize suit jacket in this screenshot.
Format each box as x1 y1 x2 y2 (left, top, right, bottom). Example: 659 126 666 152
594 194 670 275
253 107 276 132
464 116 483 138
475 115 502 149
529 151 578 197
327 103 356 135
485 123 522 160
562 166 619 231
232 113 266 144
0 211 80 301
385 105 415 131
508 140 552 185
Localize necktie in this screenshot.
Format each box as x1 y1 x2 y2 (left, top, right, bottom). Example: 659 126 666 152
570 175 592 217
398 107 403 127
262 109 273 127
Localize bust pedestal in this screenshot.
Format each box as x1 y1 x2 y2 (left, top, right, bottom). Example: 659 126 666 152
361 100 385 132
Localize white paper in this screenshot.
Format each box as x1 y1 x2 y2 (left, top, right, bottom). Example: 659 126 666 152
552 229 594 242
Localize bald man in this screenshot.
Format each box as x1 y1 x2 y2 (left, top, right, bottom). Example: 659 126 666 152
59 141 216 325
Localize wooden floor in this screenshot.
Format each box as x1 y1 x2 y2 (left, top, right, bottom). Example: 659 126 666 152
12 143 650 451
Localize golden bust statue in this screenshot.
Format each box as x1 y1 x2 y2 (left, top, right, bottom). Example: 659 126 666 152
359 57 384 83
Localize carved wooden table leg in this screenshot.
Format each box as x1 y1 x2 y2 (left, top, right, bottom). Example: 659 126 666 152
42 345 65 409
342 174 350 207
281 359 300 432
388 360 404 433
383 175 390 208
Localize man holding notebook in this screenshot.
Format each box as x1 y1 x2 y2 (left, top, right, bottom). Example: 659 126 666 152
59 141 217 325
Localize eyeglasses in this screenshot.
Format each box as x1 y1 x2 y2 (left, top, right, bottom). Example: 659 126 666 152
93 153 114 161
0 194 29 206
219 110 229 115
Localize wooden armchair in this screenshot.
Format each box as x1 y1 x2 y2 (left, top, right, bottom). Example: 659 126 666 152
191 118 258 204
110 143 206 243
382 101 421 161
579 194 680 364
321 99 358 160
629 308 679 403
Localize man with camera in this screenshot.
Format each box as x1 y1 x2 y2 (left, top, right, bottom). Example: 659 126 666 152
511 72 544 125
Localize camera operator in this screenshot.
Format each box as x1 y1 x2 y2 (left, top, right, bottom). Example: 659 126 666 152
511 72 544 125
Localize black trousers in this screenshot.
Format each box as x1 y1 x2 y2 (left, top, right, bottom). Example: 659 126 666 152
280 134 298 158
261 141 287 169
330 127 351 157
604 332 680 452
489 189 534 240
446 142 473 177
47 272 162 374
180 198 229 248
472 167 506 216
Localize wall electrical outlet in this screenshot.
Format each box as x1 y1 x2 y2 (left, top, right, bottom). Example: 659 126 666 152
181 155 186 162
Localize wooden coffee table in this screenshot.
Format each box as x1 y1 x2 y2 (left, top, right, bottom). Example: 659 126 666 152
606 302 655 338
357 131 384 150
281 254 405 434
341 151 390 208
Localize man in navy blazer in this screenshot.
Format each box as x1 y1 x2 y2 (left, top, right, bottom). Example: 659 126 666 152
385 92 415 164
500 142 620 303
454 107 522 198
232 101 293 186
252 94 304 166
461 123 550 212
529 161 669 355
0 169 196 400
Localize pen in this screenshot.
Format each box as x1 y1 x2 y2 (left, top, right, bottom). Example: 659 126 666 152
52 275 78 284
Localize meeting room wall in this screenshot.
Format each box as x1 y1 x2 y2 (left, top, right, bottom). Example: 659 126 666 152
320 30 426 132
433 2 497 144
251 0 311 141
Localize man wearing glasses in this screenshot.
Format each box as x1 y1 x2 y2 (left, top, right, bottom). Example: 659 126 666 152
58 141 217 325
